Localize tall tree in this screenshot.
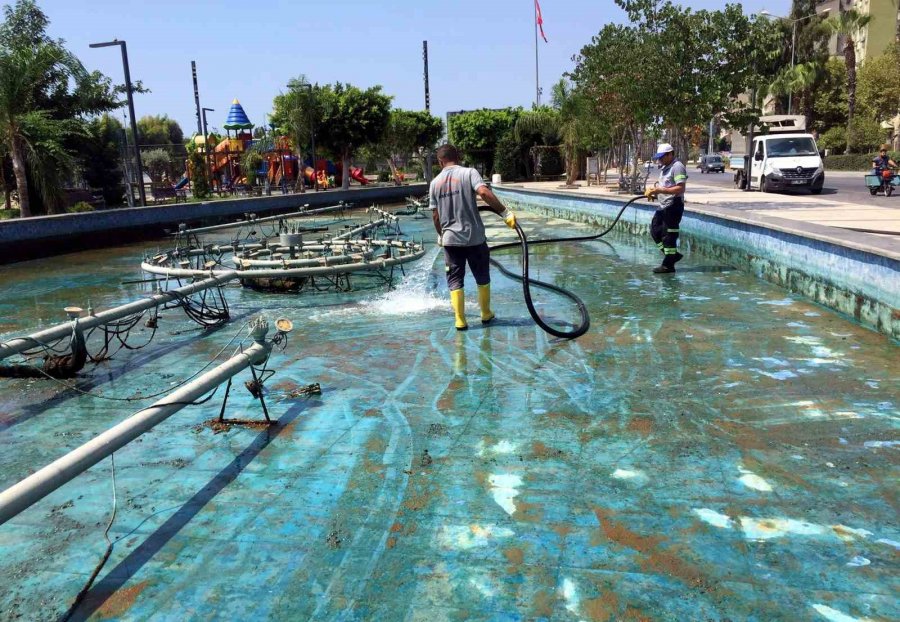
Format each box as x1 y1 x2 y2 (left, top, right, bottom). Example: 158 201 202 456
313 83 392 189
857 43 900 141
825 8 873 148
0 1 122 216
136 115 184 147
447 108 520 174
0 41 83 217
365 109 442 183
78 114 125 206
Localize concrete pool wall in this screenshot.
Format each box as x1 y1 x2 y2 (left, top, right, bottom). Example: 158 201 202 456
493 186 900 340
0 183 426 263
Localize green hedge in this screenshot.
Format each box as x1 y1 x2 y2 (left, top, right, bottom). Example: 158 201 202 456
826 152 899 171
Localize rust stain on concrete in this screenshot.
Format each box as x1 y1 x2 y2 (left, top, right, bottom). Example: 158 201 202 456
627 416 653 436
96 580 149 619
583 591 619 622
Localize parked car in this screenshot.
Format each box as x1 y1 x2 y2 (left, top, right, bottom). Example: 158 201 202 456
699 154 725 173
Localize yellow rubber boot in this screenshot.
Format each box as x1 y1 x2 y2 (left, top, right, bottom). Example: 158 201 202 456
478 283 495 324
450 289 468 331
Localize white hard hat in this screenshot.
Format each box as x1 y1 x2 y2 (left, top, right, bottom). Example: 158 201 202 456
654 143 674 159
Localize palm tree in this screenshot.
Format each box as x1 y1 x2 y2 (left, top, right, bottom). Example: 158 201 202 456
0 42 82 217
824 9 873 131
769 62 821 124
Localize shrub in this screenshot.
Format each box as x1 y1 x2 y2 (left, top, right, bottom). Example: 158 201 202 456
187 151 210 199
825 151 899 171
538 147 564 176
68 201 94 213
377 170 391 183
818 127 847 155
848 117 889 154
142 148 174 182
494 130 523 181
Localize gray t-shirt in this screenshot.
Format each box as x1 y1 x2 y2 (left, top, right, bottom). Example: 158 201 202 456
429 165 487 246
657 160 687 208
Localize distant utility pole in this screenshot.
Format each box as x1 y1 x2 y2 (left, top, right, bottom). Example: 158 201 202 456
423 40 434 183
191 61 202 137
90 39 146 206
423 41 430 112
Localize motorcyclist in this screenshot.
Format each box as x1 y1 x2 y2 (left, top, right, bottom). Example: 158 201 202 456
871 148 897 175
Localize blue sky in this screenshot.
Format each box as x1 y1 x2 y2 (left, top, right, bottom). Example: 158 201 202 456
39 0 790 139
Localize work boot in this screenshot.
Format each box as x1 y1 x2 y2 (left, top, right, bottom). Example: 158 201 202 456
450 289 468 331
653 264 675 274
477 283 495 324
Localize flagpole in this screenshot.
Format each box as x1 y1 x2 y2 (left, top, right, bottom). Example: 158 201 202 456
534 0 540 107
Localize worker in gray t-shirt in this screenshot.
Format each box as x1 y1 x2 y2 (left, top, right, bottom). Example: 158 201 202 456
429 144 516 330
644 142 687 273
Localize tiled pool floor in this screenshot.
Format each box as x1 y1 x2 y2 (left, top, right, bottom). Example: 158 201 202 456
0 209 897 621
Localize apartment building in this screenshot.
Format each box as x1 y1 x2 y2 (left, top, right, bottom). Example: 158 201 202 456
816 0 900 62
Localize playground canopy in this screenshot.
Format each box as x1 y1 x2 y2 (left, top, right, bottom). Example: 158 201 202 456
223 99 253 131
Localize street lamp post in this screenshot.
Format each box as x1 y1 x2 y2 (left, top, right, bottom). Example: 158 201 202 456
90 40 146 207
760 9 829 116
202 107 214 190
298 82 318 191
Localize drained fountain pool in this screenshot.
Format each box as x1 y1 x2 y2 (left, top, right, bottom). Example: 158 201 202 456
0 204 897 621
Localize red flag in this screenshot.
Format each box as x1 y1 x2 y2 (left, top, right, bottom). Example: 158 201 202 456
535 0 548 43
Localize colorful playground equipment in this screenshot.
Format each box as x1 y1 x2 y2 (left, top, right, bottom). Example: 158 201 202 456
189 99 371 191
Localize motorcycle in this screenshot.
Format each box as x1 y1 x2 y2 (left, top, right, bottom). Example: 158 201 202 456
865 168 899 197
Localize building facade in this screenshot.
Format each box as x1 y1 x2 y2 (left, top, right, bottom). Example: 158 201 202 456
816 0 900 62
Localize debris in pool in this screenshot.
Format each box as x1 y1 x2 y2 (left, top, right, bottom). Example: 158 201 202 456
846 556 870 567
326 527 344 549
195 419 276 434
420 449 433 467
863 440 899 449
426 423 448 437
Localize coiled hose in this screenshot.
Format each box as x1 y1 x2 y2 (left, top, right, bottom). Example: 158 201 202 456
488 194 649 340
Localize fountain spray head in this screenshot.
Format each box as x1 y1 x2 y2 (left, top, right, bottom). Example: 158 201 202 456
249 316 270 343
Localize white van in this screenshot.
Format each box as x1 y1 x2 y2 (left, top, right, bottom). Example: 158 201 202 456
748 133 825 194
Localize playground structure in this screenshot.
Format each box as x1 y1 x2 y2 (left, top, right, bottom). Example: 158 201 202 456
193 99 370 193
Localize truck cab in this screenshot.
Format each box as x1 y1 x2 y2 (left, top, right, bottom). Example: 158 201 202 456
748 133 825 195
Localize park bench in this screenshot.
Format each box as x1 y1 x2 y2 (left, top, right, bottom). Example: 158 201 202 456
150 184 187 204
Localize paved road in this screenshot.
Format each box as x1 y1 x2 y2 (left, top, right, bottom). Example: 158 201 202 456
689 168 898 208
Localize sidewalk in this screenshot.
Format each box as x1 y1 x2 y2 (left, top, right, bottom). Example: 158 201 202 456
506 179 899 257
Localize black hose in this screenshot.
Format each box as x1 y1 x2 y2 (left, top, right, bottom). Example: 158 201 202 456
488 194 649 340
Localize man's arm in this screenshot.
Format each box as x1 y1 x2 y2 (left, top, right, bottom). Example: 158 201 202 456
432 207 442 236
648 183 686 196
475 185 506 216
476 185 516 228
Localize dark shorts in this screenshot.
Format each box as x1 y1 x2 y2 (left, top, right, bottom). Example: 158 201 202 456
443 242 491 291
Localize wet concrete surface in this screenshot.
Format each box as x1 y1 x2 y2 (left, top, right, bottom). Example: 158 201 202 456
0 207 897 621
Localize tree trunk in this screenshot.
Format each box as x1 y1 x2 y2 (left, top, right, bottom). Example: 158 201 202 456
342 148 351 190
0 160 10 210
845 39 857 152
9 137 30 218
386 157 402 186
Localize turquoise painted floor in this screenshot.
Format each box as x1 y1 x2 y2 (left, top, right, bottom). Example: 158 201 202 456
0 208 897 622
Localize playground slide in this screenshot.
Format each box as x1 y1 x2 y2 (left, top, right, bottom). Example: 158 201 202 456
349 167 369 185
174 176 189 190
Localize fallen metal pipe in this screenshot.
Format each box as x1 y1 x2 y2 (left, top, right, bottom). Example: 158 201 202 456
0 272 238 362
333 218 391 241
141 248 426 279
0 338 271 525
175 202 349 235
